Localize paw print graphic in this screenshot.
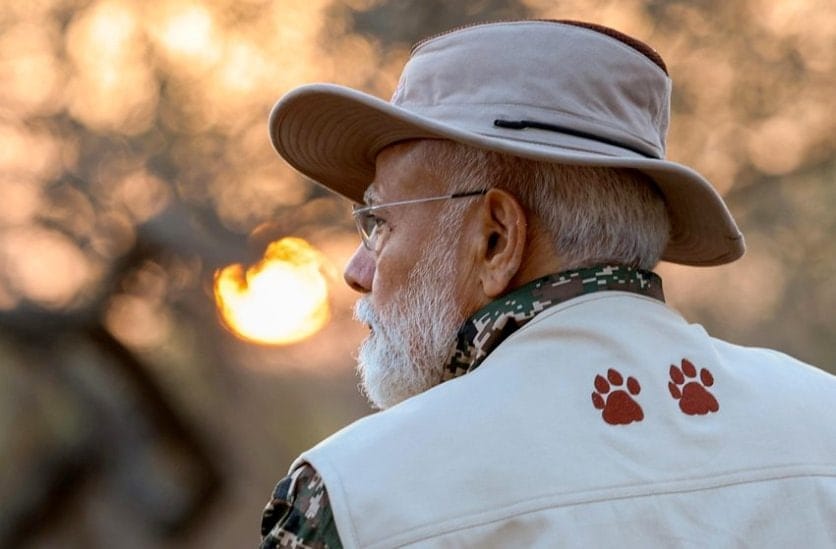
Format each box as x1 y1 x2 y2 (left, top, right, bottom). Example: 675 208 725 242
668 359 719 415
591 368 644 425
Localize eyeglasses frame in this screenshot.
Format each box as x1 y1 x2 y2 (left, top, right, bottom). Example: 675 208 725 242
351 189 488 251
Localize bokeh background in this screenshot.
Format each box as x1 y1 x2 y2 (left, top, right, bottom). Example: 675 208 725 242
0 0 833 547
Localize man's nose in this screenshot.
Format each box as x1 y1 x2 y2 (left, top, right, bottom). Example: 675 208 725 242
343 244 374 293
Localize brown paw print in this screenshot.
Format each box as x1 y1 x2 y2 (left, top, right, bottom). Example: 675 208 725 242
591 368 644 425
668 358 719 415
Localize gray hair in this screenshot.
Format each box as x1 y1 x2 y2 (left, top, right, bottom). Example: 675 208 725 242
415 139 671 270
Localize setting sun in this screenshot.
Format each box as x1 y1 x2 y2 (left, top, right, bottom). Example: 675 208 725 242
214 237 330 345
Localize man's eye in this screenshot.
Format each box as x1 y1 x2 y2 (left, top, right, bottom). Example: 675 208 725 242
363 214 387 239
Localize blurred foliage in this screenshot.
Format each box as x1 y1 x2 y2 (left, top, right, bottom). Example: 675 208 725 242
330 0 534 47
0 0 833 546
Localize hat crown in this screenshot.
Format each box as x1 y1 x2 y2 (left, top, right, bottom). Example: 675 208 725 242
392 21 671 159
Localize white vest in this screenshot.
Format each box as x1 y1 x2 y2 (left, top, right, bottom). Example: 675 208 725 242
295 292 836 548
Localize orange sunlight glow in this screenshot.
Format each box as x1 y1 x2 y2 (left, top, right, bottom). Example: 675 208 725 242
214 237 330 345
157 3 217 60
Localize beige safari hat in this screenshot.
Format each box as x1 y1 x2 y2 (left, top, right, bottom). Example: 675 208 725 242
269 20 744 266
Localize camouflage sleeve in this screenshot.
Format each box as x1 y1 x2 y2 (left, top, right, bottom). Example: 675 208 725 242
259 464 343 549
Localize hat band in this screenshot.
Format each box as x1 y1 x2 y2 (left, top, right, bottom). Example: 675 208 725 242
494 119 658 159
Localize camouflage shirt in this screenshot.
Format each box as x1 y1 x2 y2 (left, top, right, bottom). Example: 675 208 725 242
259 264 664 549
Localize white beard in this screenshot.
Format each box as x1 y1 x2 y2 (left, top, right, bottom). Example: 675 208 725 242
354 221 466 410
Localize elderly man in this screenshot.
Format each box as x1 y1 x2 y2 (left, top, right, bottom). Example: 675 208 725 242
259 20 836 548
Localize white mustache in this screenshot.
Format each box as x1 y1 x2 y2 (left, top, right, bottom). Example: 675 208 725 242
353 297 377 328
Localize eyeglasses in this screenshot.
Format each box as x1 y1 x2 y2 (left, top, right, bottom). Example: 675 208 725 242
352 189 488 251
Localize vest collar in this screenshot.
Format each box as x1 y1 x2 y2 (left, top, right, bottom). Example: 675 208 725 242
442 264 664 381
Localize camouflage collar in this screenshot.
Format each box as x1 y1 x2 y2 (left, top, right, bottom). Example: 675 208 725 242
441 264 664 381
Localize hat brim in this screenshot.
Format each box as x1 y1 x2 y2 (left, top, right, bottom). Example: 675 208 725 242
269 83 744 266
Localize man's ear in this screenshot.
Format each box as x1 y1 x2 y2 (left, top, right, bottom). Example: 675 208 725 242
476 189 527 298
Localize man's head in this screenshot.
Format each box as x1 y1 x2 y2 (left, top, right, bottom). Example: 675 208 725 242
345 139 671 408
268 20 745 407
345 140 516 408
